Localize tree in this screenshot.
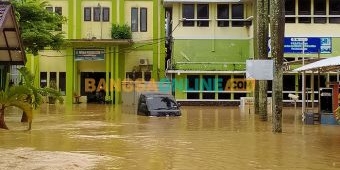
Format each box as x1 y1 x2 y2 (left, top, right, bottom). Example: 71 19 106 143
253 0 259 116
254 0 270 120
270 0 285 133
11 0 66 55
0 67 63 130
18 67 63 124
0 74 33 130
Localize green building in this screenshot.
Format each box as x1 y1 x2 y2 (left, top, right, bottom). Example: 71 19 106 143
15 0 340 105
164 0 340 105
23 0 165 105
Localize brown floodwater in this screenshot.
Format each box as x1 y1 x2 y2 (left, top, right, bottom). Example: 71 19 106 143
1 104 340 170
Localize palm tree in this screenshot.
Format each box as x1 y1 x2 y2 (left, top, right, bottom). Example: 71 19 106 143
0 84 33 130
18 67 63 124
0 67 63 130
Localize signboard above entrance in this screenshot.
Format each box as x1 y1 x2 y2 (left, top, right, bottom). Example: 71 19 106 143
269 37 332 54
75 49 105 61
283 37 331 54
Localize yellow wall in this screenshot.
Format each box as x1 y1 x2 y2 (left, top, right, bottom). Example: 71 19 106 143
125 51 153 72
39 51 66 71
124 1 153 41
285 24 340 37
77 61 106 72
81 1 112 39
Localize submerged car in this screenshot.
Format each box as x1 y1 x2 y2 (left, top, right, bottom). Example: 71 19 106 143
137 93 181 116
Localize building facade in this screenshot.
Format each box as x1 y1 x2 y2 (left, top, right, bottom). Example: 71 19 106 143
164 0 340 104
19 0 340 105
24 0 165 104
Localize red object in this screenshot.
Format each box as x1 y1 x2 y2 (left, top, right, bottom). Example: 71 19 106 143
329 82 339 114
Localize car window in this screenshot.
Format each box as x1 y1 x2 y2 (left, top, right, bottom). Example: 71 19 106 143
140 96 146 103
146 96 178 110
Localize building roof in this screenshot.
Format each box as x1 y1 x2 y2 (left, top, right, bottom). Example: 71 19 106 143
293 56 340 72
163 0 243 3
68 39 133 48
0 1 26 65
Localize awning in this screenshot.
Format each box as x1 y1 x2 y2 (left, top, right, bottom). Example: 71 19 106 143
293 56 340 72
0 2 26 65
163 0 242 2
68 39 133 48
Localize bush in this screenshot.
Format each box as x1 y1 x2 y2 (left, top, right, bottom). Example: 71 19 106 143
111 24 132 39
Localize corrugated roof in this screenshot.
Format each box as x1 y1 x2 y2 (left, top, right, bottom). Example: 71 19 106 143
293 56 340 72
0 4 9 25
0 1 26 65
163 0 241 2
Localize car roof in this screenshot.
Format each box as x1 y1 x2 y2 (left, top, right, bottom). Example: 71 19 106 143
140 92 173 97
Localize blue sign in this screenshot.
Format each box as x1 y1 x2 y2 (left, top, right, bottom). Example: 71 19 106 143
283 37 332 54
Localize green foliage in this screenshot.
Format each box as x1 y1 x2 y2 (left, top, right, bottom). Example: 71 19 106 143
49 80 57 89
111 24 132 39
11 0 67 55
0 83 34 130
18 67 63 109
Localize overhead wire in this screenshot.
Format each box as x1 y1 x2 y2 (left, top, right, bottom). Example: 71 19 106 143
40 36 168 57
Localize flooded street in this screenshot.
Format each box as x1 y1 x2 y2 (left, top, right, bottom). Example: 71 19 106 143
1 104 340 170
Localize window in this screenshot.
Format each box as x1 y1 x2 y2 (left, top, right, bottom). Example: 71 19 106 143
217 4 229 27
202 75 215 99
40 72 47 88
218 75 231 100
93 7 101 21
102 7 110 22
231 4 244 27
131 7 148 32
329 0 340 23
59 72 66 95
330 0 340 15
84 7 91 21
131 8 138 32
285 0 295 23
54 7 62 31
84 7 109 22
45 7 62 31
55 7 62 15
314 0 326 23
144 72 151 81
140 8 147 32
46 6 53 12
197 4 209 27
187 75 199 99
286 0 340 24
298 0 311 23
182 4 194 26
50 72 57 83
182 4 210 27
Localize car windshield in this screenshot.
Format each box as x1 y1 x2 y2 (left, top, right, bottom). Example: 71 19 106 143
146 96 178 110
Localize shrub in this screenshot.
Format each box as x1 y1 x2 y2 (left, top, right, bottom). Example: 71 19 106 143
111 24 132 39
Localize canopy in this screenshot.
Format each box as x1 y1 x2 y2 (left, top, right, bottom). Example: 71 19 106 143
293 56 340 72
0 2 26 65
163 0 242 2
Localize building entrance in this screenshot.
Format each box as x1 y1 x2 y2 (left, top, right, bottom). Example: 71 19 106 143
80 72 106 103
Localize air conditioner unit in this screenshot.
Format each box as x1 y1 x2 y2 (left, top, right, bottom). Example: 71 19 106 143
139 58 148 65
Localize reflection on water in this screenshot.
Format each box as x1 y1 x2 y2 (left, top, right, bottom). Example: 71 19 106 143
1 104 340 170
